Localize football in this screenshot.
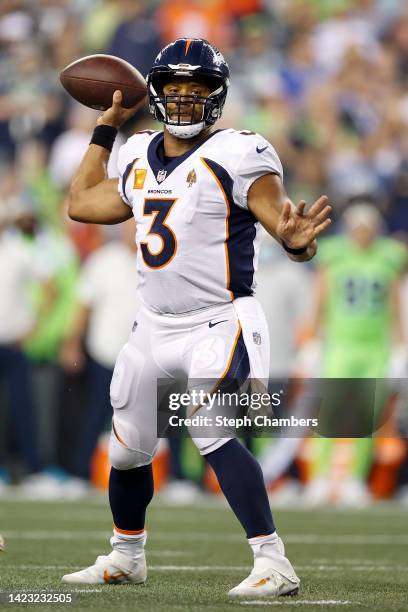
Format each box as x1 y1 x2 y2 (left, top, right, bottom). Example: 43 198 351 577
0 533 5 552
59 54 147 111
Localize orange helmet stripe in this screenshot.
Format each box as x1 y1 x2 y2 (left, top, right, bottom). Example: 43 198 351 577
185 38 192 55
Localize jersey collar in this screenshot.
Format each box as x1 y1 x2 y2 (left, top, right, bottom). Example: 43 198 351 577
147 129 223 185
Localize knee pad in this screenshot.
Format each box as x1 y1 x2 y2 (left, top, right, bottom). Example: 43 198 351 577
110 343 144 411
109 431 157 469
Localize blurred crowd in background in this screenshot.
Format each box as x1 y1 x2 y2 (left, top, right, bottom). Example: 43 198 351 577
1 0 408 506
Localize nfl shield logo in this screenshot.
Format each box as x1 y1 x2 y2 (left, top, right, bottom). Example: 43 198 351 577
253 332 262 345
157 169 167 183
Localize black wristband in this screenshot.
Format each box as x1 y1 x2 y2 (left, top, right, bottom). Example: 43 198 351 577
281 240 308 255
90 124 118 152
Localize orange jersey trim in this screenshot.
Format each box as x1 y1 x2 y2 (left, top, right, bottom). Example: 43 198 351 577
200 158 234 301
112 418 127 448
114 524 145 536
124 158 139 196
190 321 242 416
220 322 242 380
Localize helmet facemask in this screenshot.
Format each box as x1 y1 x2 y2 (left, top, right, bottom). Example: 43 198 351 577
148 73 228 139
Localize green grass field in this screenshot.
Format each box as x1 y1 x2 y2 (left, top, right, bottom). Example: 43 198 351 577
0 497 407 612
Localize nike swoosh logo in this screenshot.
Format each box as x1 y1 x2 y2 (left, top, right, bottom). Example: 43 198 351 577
209 319 228 328
103 569 128 583
253 576 273 587
256 145 268 154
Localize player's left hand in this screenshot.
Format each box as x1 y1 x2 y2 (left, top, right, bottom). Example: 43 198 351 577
276 196 332 249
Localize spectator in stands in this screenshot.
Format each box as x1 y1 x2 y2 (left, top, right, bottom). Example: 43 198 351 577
12 192 79 471
108 0 161 79
59 220 140 491
1 0 408 501
156 0 234 51
0 198 52 492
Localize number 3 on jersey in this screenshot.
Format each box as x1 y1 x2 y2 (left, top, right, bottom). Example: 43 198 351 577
140 198 177 269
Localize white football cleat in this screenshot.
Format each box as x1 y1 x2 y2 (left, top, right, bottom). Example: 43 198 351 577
61 550 146 585
228 537 300 598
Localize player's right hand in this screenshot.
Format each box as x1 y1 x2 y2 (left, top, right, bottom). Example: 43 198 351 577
97 90 147 129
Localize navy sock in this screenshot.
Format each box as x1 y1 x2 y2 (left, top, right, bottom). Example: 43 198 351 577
109 465 154 531
205 439 275 539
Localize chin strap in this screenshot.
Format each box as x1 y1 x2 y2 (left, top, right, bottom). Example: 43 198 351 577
166 121 206 139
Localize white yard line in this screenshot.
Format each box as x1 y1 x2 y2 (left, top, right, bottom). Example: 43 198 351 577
5 566 77 570
0 588 103 593
89 549 188 557
1 497 407 517
3 531 114 540
295 564 408 571
311 558 395 564
284 535 408 545
3 565 249 571
3 530 408 545
150 565 244 570
11 510 218 523
3 563 408 572
239 600 358 606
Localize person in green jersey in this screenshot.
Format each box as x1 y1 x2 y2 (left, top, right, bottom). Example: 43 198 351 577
305 202 408 506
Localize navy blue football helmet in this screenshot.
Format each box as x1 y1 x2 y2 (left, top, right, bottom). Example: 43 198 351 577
147 38 230 138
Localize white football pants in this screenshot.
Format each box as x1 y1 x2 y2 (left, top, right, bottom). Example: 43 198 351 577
109 296 270 469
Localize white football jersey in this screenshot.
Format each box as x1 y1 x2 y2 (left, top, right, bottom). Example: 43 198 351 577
117 128 283 315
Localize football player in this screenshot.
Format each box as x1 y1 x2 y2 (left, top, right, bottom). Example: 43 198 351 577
304 203 407 506
62 38 331 597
